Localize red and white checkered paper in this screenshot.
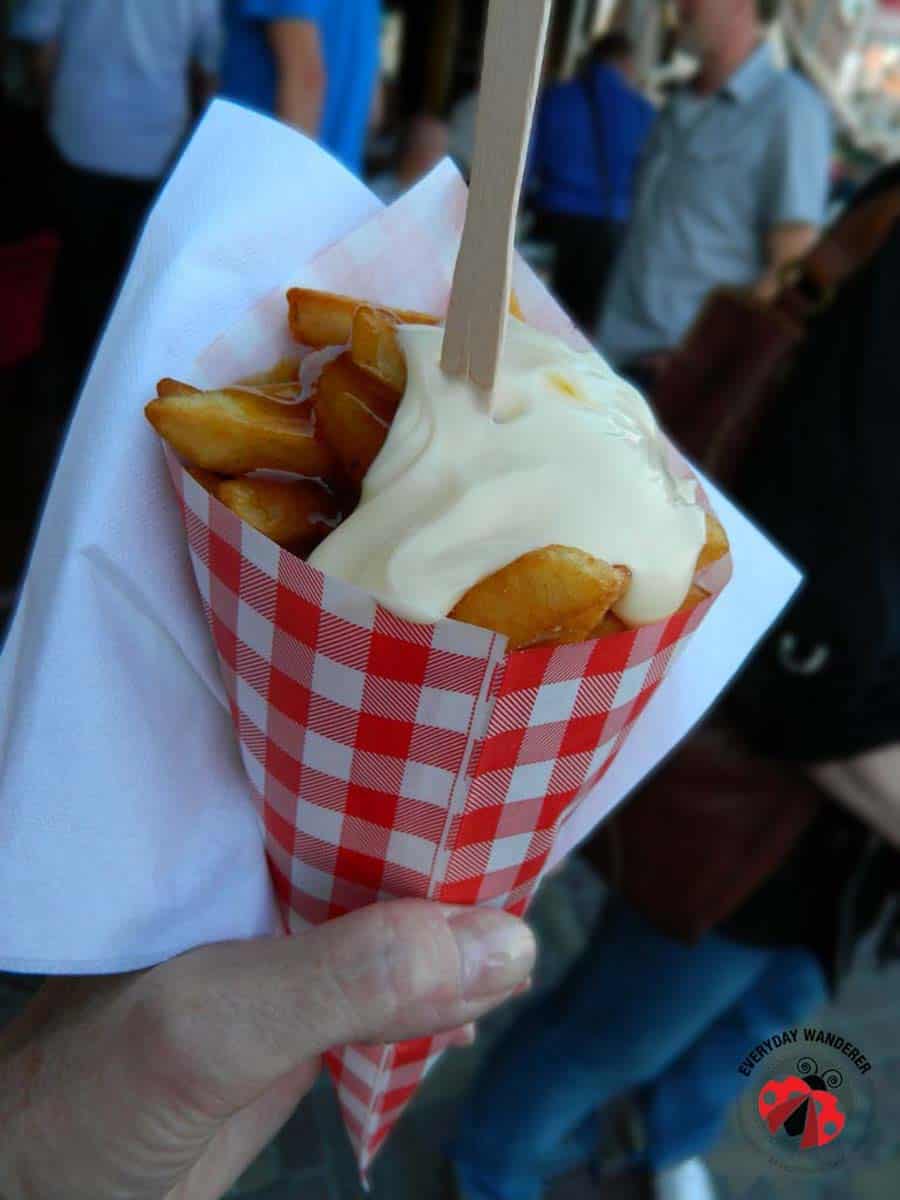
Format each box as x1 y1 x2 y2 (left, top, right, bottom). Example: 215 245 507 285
164 165 732 1175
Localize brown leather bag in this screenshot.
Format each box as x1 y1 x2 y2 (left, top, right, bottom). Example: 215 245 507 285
583 722 823 943
651 183 900 487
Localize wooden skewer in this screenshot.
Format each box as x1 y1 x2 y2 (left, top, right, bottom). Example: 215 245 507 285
440 0 552 402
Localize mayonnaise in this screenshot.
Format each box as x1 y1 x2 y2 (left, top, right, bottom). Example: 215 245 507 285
308 319 706 626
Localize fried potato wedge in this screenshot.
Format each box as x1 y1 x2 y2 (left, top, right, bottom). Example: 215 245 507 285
157 377 200 398
217 477 338 552
288 287 525 352
237 357 301 387
351 305 407 393
350 294 528 396
287 288 439 348
185 465 225 492
590 582 710 640
313 354 398 485
696 513 729 572
680 583 710 611
450 547 631 650
146 385 333 477
591 612 629 639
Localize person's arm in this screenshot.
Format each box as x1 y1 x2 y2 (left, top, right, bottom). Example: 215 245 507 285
754 222 820 301
369 75 386 133
266 18 326 136
810 744 900 849
190 0 223 117
0 900 533 1200
755 81 833 300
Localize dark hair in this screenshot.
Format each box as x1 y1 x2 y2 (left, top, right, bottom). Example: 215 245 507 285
757 0 781 23
587 31 634 66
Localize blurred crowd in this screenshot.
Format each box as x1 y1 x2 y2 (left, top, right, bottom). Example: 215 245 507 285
0 0 867 426
0 3 898 1200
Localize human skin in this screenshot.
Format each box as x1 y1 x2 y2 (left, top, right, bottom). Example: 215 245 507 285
0 900 535 1200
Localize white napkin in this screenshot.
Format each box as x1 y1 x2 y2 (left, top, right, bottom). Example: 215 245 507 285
552 484 802 861
0 102 800 974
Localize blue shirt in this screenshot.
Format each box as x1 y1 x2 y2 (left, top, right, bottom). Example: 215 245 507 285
11 0 222 179
222 0 380 173
530 64 654 223
600 42 832 365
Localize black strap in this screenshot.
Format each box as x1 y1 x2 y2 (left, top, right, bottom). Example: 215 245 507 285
578 75 611 213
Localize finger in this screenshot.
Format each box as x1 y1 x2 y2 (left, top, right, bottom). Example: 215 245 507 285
173 1065 313 1200
150 900 535 1112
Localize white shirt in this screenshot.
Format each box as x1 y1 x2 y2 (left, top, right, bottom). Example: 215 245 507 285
11 0 223 179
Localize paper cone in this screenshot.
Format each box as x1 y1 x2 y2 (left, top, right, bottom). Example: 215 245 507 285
4 110 806 1015
159 165 731 1174
165 450 727 1173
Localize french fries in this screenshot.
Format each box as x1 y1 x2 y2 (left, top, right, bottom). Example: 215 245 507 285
697 513 729 572
287 287 525 351
590 582 711 639
682 582 711 610
217 477 338 552
287 288 439 348
349 294 528 396
591 612 628 640
313 354 398 484
145 383 333 477
148 287 728 650
157 377 199 398
237 358 300 387
450 547 631 651
185 465 224 492
351 306 407 394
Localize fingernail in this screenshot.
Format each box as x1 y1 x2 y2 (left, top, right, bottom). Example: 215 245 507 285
447 909 536 1001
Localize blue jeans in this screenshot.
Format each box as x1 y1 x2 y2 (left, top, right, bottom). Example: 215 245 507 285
449 895 827 1200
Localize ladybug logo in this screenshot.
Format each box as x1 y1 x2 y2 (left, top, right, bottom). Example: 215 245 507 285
758 1057 846 1149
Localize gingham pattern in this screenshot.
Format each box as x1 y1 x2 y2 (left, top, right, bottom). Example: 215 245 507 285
175 162 729 1174
166 451 723 1173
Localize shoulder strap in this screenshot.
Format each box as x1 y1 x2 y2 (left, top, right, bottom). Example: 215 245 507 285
656 173 900 487
778 184 900 320
578 74 611 210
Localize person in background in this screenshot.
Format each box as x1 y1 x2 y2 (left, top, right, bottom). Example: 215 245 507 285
369 113 449 205
447 88 478 179
447 163 900 1200
10 0 222 395
529 32 653 332
222 0 381 175
599 0 831 384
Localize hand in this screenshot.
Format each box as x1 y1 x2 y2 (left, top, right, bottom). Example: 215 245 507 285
267 19 326 136
0 900 535 1200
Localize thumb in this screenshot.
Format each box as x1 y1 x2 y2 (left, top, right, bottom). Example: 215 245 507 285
148 899 535 1112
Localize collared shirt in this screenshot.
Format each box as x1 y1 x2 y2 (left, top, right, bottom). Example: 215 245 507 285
222 0 380 174
11 0 223 180
599 42 832 366
529 64 654 223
